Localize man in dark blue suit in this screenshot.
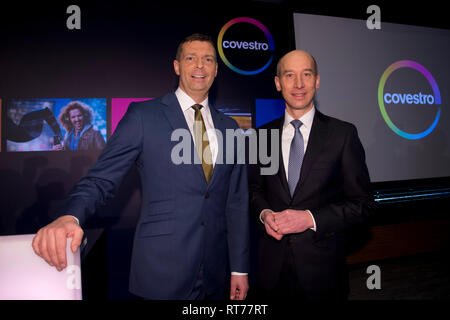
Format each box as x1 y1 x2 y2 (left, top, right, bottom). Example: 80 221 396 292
32 34 249 300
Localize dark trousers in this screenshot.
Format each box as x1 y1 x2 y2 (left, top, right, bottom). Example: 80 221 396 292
259 241 348 301
187 264 224 300
263 242 308 301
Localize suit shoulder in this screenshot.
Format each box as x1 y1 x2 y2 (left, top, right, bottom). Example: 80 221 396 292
212 108 240 129
125 97 167 117
319 112 357 132
129 97 161 110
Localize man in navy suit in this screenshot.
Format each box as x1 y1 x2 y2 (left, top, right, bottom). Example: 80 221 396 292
249 50 376 300
32 34 249 300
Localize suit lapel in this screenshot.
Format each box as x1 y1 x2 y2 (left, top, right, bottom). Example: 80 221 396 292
161 92 190 131
273 116 291 198
262 116 291 199
208 105 226 188
161 92 207 185
293 111 329 196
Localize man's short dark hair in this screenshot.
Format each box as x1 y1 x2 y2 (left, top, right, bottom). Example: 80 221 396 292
175 33 217 61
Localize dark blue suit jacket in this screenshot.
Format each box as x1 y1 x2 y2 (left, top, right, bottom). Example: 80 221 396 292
60 92 250 299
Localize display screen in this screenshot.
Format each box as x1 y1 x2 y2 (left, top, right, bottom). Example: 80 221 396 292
294 13 450 182
5 98 107 152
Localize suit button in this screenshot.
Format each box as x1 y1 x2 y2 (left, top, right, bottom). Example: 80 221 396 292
205 193 210 199
201 221 205 226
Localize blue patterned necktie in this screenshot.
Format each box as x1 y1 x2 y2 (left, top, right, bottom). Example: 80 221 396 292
288 120 304 196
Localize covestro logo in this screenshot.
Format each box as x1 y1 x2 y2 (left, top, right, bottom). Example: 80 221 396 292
378 60 442 140
222 40 269 51
217 17 274 75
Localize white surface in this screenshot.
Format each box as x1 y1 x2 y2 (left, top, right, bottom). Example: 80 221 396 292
0 234 82 300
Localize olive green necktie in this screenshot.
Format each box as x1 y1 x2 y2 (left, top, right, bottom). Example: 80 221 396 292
192 104 213 183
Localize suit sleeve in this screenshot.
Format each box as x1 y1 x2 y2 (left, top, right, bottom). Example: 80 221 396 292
59 103 143 226
311 124 377 240
225 127 250 273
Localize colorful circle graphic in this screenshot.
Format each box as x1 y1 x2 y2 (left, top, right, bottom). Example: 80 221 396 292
217 17 275 75
378 60 441 140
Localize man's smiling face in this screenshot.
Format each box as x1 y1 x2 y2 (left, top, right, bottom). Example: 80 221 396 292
275 50 320 117
174 40 218 103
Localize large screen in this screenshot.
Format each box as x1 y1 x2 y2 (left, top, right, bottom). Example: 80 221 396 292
293 13 450 183
5 98 107 152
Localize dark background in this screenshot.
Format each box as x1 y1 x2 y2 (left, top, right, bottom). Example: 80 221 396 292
0 0 449 300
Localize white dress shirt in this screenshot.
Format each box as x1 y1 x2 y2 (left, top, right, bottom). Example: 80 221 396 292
175 88 218 167
260 107 317 232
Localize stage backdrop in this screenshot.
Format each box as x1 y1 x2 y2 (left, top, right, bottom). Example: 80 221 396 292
0 1 293 299
0 2 292 233
1 1 449 299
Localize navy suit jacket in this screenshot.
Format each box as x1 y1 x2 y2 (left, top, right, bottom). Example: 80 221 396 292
249 110 376 299
60 92 250 299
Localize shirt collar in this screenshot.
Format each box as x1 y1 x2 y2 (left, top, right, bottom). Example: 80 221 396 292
175 87 209 112
283 106 316 130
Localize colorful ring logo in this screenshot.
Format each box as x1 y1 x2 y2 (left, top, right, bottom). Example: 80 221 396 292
378 60 441 139
217 17 275 75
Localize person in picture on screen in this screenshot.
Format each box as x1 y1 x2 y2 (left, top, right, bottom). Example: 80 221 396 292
249 50 376 300
53 101 106 151
32 34 249 300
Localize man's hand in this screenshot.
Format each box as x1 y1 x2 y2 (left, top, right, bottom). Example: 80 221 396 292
273 209 314 235
230 274 249 300
32 215 84 272
261 210 283 240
